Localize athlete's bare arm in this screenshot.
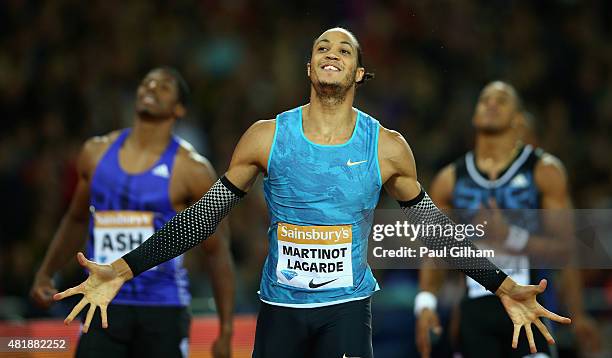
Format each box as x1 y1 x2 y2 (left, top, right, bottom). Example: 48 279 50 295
174 146 236 357
224 119 276 191
377 127 421 200
535 154 601 352
377 127 570 354
31 133 118 308
428 165 455 210
414 164 455 358
527 153 573 257
419 164 455 295
535 154 569 209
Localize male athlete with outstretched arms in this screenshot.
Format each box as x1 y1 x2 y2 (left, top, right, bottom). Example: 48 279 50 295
54 28 571 358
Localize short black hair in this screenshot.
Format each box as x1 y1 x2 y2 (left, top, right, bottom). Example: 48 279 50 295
155 67 190 105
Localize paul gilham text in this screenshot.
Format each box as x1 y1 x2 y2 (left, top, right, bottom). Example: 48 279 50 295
372 246 495 258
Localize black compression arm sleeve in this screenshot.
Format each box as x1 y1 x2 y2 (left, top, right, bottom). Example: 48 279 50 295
122 176 245 277
399 189 508 293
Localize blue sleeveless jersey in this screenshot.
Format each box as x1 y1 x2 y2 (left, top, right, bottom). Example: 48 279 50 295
452 145 556 309
453 145 541 211
261 106 382 307
87 129 190 306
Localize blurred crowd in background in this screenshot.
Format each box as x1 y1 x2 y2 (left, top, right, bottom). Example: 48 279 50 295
1 0 611 356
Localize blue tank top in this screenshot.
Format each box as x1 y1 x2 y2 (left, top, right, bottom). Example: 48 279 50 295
261 106 382 307
452 145 556 309
87 129 190 306
453 145 541 211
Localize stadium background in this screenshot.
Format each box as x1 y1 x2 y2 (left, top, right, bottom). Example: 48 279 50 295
0 0 610 357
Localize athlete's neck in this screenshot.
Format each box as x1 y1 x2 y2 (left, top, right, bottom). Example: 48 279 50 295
303 89 356 144
129 116 174 151
475 130 521 160
474 131 522 178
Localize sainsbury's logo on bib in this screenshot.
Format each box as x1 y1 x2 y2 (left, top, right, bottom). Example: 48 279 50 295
276 223 354 290
277 223 352 244
94 211 153 227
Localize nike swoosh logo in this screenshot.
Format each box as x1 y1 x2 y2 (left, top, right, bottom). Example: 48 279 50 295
346 159 367 166
308 278 338 289
343 354 361 358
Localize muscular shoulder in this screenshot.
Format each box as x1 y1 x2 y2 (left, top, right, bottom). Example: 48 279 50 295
167 139 219 201
433 164 456 188
244 119 276 143
378 126 414 162
534 151 568 193
232 119 276 169
82 130 121 156
376 125 418 185
535 152 566 174
174 139 217 183
430 164 456 208
79 130 122 177
379 125 416 168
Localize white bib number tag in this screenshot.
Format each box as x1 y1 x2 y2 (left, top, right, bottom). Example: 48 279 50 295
276 223 353 290
93 211 154 264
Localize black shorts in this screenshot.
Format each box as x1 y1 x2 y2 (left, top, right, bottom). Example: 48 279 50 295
76 305 190 358
459 295 552 358
253 297 373 358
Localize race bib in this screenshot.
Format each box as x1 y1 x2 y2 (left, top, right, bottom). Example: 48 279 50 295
467 254 530 299
276 223 353 290
93 211 154 264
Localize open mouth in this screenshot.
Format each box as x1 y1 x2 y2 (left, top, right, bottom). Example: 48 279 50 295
321 64 341 72
142 94 157 105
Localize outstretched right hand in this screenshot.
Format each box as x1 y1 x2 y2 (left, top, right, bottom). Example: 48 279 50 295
53 252 130 333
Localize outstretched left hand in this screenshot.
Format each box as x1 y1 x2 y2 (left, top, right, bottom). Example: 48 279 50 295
497 278 572 354
53 253 132 333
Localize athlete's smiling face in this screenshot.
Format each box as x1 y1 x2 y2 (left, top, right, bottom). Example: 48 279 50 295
136 69 185 120
308 29 365 91
472 82 521 134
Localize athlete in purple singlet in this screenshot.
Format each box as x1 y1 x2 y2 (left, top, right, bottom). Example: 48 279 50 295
31 68 234 358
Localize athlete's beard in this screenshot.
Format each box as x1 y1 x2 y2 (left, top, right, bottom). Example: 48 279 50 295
475 122 513 136
136 107 173 122
474 112 516 135
477 127 503 135
311 71 356 105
